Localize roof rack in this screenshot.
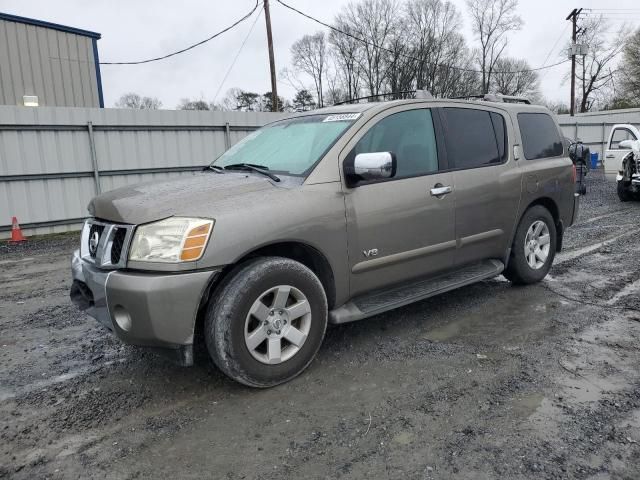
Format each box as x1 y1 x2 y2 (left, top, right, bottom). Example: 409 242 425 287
332 90 531 106
332 90 422 107
453 94 531 104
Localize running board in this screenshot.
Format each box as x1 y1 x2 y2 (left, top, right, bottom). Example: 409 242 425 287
329 259 504 324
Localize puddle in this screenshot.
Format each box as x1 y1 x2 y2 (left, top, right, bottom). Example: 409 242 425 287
618 408 640 430
392 431 415 445
551 269 613 290
423 321 461 341
511 393 545 418
421 288 563 345
607 278 640 305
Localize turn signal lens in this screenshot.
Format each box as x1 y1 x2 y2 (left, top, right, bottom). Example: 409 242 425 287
180 223 212 261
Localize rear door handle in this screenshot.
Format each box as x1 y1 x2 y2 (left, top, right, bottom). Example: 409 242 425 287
430 185 453 197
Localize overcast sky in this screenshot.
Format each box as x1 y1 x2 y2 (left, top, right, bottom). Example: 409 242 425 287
2 0 638 108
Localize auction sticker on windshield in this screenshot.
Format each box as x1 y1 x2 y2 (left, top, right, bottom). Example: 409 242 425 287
323 113 361 122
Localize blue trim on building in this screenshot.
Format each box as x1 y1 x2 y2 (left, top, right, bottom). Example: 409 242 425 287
92 38 105 108
0 12 101 39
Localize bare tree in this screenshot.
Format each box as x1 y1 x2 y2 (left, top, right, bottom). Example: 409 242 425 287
405 0 478 97
291 32 327 107
491 57 539 96
114 93 162 109
337 0 400 97
574 16 631 112
329 19 362 101
466 0 522 94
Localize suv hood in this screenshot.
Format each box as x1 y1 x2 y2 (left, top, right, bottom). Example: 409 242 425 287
89 172 287 225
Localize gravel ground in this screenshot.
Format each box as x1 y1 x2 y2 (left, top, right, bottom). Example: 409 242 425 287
1 169 640 479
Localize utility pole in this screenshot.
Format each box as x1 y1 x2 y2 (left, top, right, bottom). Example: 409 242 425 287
264 0 278 112
566 8 582 116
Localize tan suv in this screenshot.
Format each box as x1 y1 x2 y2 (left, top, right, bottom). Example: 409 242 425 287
71 97 579 387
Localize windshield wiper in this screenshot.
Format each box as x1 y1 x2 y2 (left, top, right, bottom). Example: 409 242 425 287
223 163 281 182
205 164 225 173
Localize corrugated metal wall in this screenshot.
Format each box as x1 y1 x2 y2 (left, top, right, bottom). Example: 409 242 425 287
557 108 640 158
0 105 287 238
0 18 100 107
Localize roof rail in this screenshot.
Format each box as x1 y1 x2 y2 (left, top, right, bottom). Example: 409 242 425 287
452 94 532 104
332 89 433 106
485 94 531 104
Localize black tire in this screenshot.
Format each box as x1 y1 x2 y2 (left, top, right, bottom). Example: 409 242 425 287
618 181 633 202
205 257 328 388
504 206 557 285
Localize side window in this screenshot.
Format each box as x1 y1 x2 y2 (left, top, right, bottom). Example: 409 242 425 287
610 128 637 150
353 109 438 178
517 113 564 160
441 108 503 169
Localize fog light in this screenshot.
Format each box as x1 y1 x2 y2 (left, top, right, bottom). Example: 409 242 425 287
113 305 132 331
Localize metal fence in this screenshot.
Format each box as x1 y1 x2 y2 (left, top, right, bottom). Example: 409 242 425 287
0 106 286 238
557 108 640 159
3 105 640 239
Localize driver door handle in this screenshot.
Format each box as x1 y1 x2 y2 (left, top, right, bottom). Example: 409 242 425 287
605 154 615 159
430 185 453 197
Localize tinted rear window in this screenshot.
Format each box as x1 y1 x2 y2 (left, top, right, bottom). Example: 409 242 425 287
441 108 504 169
518 113 563 160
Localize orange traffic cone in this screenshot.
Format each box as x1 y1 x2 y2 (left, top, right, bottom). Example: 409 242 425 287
9 216 27 244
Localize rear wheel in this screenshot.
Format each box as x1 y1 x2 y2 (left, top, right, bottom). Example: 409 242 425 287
205 257 328 387
504 206 557 285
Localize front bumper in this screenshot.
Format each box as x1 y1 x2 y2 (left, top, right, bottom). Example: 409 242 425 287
70 250 219 364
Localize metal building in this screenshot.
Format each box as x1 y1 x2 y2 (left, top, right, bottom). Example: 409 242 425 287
0 12 104 108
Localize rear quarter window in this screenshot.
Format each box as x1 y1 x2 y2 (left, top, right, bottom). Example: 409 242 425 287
517 113 564 160
441 108 506 169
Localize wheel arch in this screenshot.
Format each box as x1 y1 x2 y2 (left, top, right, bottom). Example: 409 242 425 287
505 197 563 268
193 241 337 351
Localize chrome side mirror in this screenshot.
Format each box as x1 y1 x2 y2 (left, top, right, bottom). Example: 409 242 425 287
348 152 396 183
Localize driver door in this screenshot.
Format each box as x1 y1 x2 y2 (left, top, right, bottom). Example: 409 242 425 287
341 107 456 297
605 126 639 180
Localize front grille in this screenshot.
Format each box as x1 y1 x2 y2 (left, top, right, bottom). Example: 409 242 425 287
81 219 134 269
88 224 105 258
111 228 126 265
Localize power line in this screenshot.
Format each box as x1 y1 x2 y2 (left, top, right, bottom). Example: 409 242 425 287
584 8 640 12
213 6 264 103
539 23 570 81
100 1 260 65
541 23 570 68
275 0 570 75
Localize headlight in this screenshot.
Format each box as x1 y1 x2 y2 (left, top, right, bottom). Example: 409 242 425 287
129 217 214 263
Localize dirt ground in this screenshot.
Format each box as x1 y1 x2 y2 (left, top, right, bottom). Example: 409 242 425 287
2 170 640 479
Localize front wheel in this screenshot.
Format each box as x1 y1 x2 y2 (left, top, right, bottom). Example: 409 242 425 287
504 206 557 285
205 257 328 387
618 180 633 202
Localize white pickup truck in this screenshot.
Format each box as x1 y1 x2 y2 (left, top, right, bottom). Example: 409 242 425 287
604 124 640 181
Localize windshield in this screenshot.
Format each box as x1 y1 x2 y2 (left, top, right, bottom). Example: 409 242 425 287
211 113 359 176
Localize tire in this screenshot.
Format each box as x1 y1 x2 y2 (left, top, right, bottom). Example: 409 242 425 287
205 257 328 388
618 181 632 202
504 206 557 285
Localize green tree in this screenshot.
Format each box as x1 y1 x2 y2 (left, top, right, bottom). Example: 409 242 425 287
262 92 286 112
292 90 316 111
177 98 210 110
